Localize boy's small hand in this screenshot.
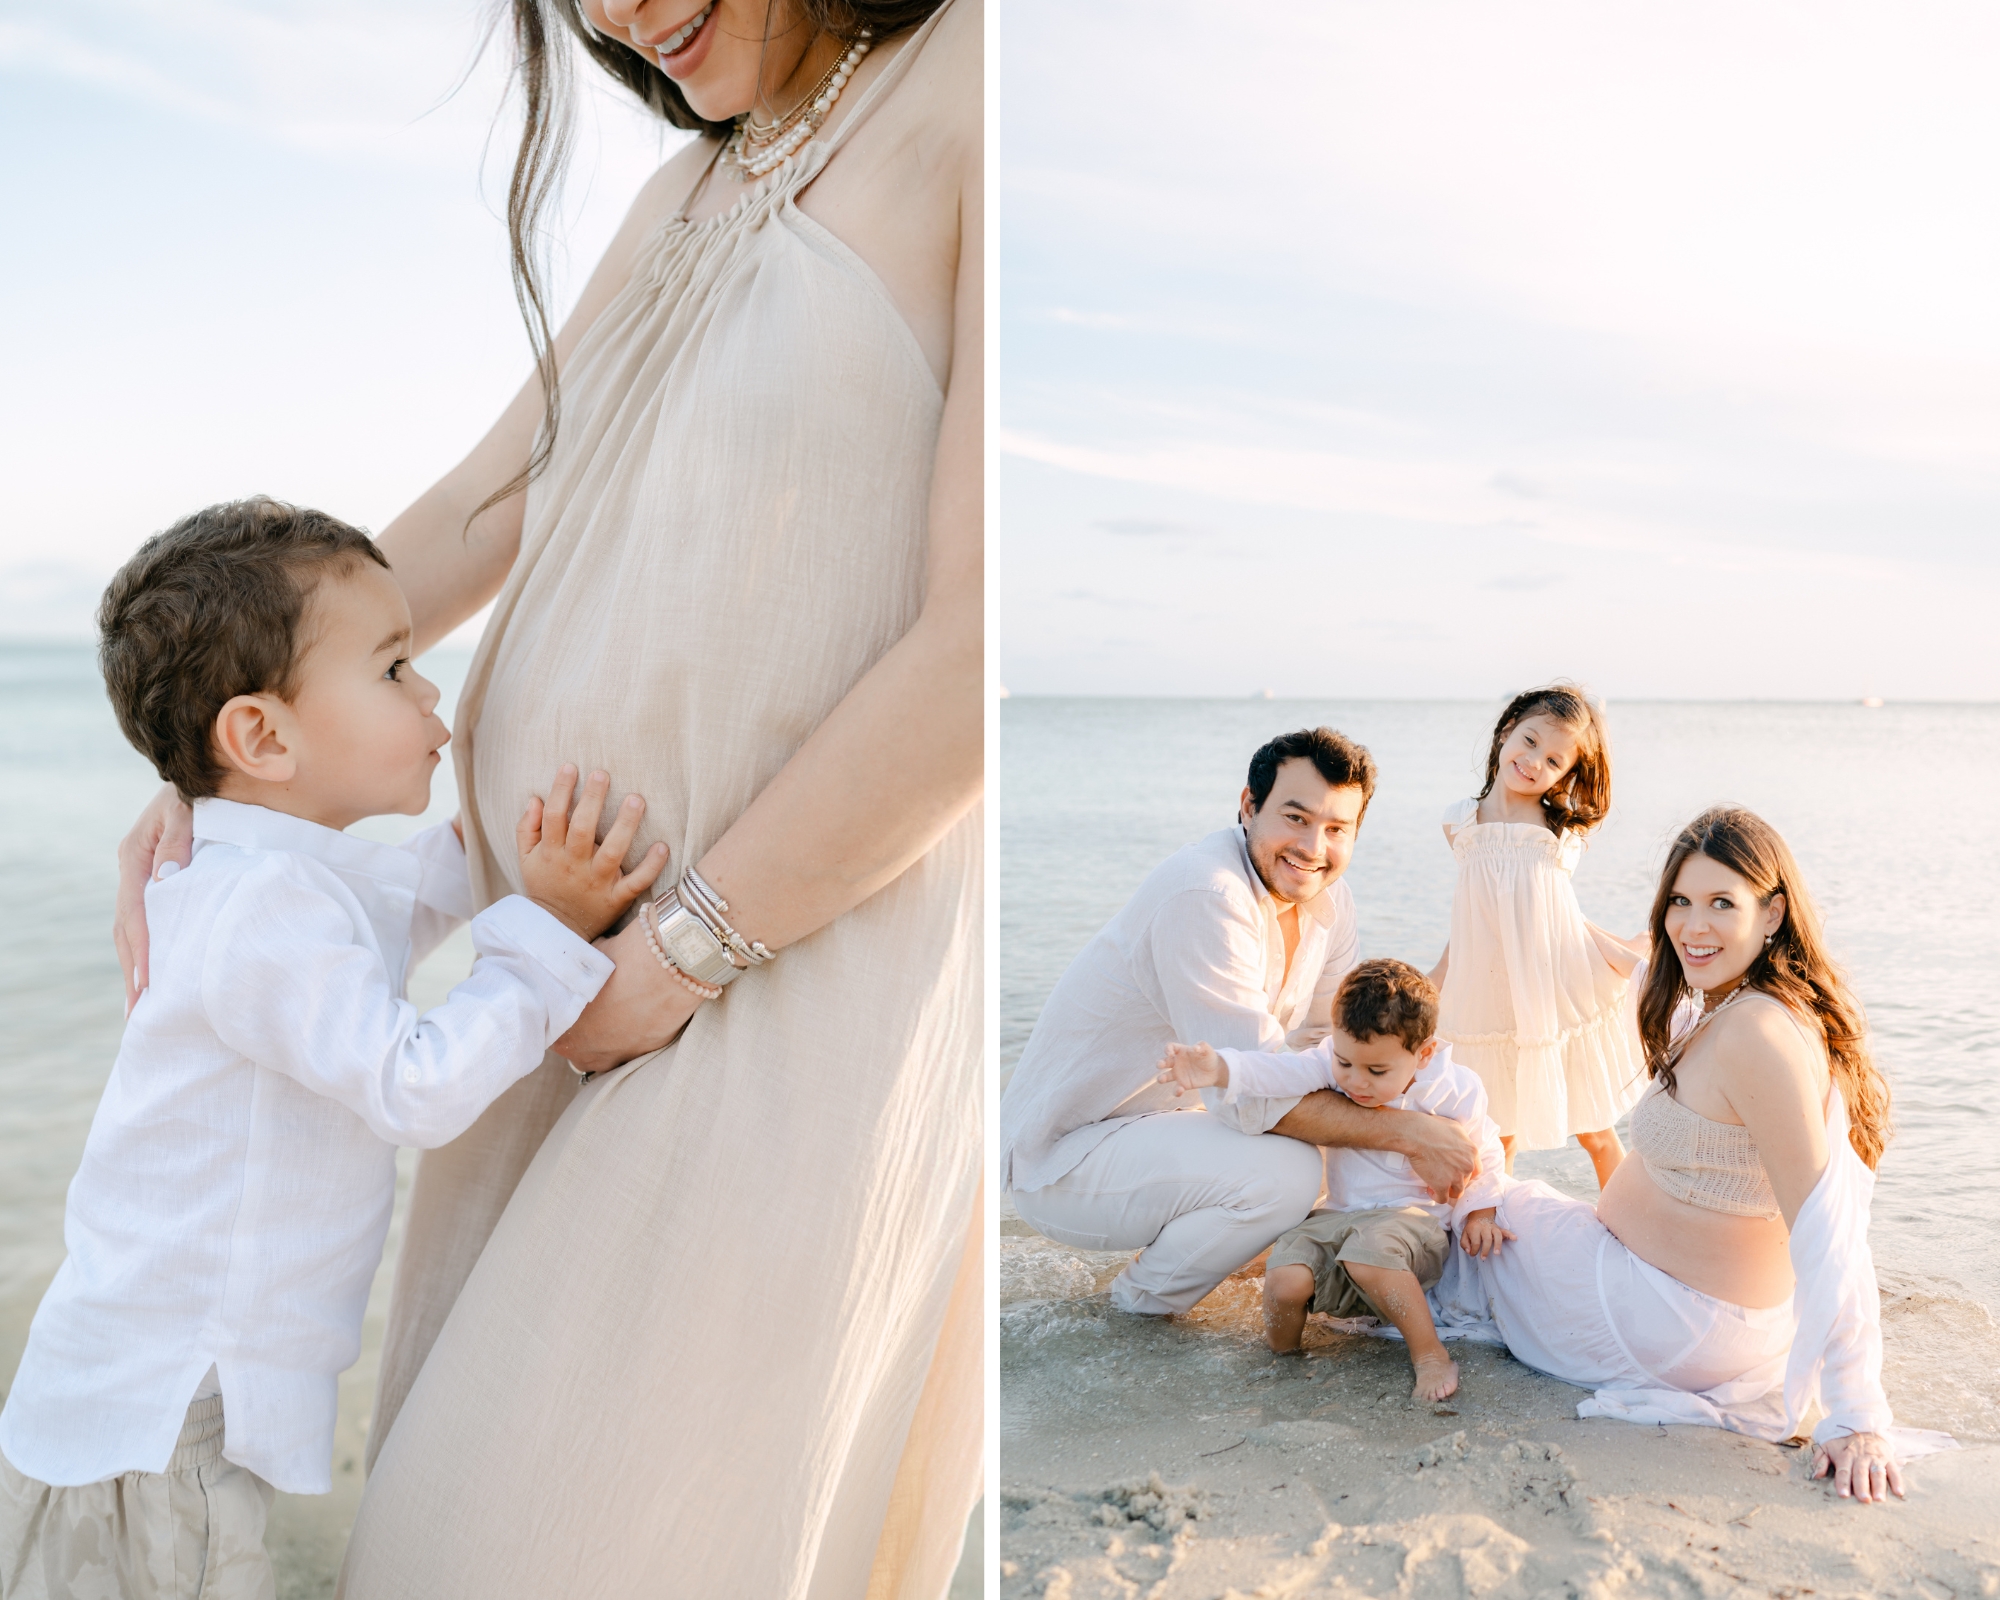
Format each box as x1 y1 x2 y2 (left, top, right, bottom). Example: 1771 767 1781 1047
1156 1041 1227 1096
517 765 670 940
1458 1207 1516 1259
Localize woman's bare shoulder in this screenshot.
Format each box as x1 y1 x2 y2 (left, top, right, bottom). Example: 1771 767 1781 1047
1710 991 1826 1092
629 136 724 225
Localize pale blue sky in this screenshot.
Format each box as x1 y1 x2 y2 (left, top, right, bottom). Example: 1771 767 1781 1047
0 0 684 645
1001 1 2000 700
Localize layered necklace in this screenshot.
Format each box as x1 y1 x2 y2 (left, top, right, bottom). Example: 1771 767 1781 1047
1670 979 1750 1065
723 29 873 181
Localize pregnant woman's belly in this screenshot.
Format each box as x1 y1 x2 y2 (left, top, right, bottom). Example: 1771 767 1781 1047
1596 1156 1795 1309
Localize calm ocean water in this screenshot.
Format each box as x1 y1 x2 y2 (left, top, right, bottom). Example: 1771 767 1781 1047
1002 696 2000 1440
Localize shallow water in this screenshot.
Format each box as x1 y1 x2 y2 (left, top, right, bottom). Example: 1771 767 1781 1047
1001 696 2000 1442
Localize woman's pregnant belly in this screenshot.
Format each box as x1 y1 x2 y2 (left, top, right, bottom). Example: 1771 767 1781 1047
1596 1155 1795 1309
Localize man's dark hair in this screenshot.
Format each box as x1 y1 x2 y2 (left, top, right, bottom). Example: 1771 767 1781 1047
1335 958 1438 1054
97 497 389 801
1244 727 1378 816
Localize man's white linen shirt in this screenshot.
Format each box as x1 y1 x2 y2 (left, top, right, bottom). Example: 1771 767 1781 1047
1001 824 1358 1192
1216 1041 1507 1228
0 799 613 1496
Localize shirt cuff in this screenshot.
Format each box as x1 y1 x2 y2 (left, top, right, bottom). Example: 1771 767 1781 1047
474 895 615 1002
1215 1048 1248 1104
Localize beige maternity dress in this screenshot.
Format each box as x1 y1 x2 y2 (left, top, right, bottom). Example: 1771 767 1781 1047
336 11 982 1596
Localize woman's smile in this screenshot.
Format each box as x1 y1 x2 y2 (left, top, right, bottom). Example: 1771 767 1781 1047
649 2 716 74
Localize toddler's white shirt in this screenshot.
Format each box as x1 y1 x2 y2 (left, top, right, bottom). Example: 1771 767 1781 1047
0 799 611 1495
1216 1040 1507 1228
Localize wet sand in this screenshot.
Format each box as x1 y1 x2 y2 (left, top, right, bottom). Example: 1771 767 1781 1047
1001 1189 2000 1600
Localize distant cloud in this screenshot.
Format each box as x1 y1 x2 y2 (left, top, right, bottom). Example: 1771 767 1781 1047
1035 308 1139 330
1481 573 1565 591
0 22 238 125
1059 589 1168 611
1489 472 1550 500
1093 517 1208 537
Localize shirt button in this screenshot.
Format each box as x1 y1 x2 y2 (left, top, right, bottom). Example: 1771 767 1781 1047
404 1066 419 1084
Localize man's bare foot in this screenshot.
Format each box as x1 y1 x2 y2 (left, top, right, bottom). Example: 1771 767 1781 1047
1411 1351 1460 1402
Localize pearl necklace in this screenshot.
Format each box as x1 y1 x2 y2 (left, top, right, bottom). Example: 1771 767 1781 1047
1669 980 1749 1066
723 30 871 181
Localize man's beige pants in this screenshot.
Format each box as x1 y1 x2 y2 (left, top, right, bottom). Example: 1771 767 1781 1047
0 1398 275 1600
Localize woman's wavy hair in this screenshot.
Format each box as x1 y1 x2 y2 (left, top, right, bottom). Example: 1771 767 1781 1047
1475 682 1611 836
478 0 944 519
1637 805 1891 1169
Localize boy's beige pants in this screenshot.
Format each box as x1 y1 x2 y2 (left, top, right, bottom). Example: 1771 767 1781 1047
0 1397 275 1600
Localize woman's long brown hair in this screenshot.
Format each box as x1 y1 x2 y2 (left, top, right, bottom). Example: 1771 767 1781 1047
471 0 945 523
1475 683 1612 835
1636 806 1891 1169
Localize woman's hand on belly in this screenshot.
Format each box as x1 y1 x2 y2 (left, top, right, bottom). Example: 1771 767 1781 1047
552 919 704 1074
1596 1154 1795 1309
115 784 194 1008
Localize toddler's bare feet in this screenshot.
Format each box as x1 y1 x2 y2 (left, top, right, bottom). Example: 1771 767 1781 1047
1411 1351 1459 1402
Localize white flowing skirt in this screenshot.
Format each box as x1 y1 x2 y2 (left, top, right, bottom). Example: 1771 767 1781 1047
1480 1180 1794 1399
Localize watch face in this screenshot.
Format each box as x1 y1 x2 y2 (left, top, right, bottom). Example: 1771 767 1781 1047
663 917 718 971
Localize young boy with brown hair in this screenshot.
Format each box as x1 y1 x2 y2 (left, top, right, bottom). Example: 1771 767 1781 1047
1160 958 1508 1401
0 498 668 1598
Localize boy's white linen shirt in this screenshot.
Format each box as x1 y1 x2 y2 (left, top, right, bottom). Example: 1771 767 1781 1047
0 799 612 1496
1217 1042 1507 1227
1001 825 1358 1192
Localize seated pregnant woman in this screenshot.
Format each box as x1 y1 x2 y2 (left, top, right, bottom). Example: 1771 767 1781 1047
1478 805 1946 1505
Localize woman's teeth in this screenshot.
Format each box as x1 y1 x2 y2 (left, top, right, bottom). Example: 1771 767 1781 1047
1685 945 1721 959
658 3 711 57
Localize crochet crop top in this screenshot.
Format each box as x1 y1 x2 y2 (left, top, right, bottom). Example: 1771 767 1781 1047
1629 1082 1783 1221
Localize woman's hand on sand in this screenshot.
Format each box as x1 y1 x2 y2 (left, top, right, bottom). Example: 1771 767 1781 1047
1458 1208 1516 1258
1812 1432 1904 1503
115 784 194 1010
517 765 668 940
1156 1041 1226 1097
553 916 703 1075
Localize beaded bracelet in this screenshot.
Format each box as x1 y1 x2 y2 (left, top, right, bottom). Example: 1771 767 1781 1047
640 903 725 1001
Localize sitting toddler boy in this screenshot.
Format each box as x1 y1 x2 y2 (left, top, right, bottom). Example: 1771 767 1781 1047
0 498 670 1598
1159 958 1507 1402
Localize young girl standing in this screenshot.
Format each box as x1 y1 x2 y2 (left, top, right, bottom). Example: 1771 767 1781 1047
1432 685 1646 1187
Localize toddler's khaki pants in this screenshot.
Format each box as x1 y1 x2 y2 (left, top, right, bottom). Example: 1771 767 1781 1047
0 1397 275 1600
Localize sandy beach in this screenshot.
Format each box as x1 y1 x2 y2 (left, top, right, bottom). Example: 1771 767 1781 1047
1001 1185 1999 1600
999 697 2000 1598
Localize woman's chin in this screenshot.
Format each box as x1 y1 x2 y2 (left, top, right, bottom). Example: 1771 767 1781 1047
670 54 755 119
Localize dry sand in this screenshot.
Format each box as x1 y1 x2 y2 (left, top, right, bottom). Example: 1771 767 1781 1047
1001 1198 2000 1600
